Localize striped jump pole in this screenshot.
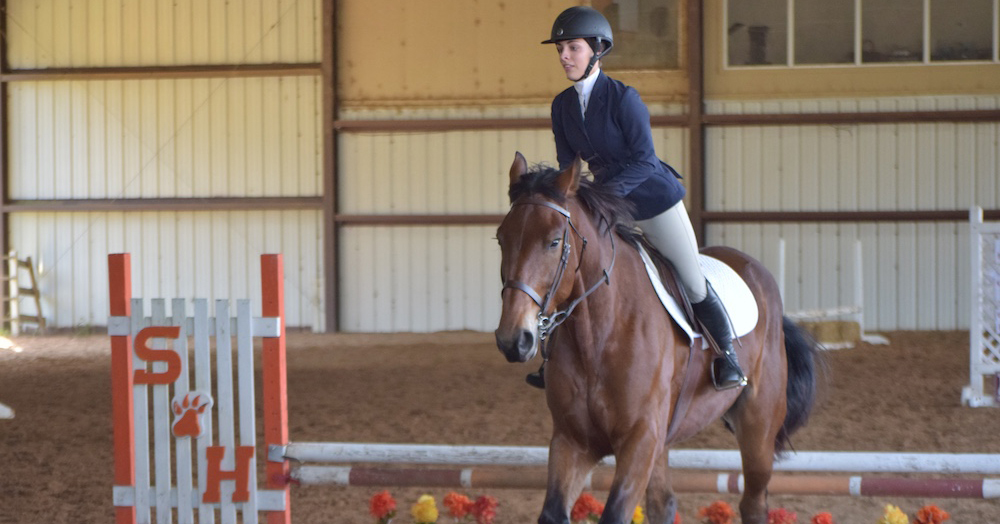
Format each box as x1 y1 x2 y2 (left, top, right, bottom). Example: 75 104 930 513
291 465 1000 499
110 253 290 524
272 442 1000 499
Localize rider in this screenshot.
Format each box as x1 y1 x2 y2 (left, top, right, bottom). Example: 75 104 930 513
526 6 746 391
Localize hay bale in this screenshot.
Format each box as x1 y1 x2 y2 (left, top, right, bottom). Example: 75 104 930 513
798 320 861 348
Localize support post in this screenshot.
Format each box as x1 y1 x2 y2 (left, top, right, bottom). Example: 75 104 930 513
109 254 136 524
261 254 291 523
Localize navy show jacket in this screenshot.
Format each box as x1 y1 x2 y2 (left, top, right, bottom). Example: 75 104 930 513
551 71 685 220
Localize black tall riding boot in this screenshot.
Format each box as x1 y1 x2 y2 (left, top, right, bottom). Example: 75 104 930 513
692 281 747 390
525 361 546 389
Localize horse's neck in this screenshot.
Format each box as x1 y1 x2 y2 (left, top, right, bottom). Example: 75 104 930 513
566 225 635 333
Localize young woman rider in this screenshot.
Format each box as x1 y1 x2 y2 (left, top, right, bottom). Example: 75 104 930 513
525 6 746 391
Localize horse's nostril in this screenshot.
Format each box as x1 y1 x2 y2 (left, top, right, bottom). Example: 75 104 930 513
517 330 535 353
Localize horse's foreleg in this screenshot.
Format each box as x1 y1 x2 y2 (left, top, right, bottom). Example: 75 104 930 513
643 447 677 524
539 434 597 524
598 431 659 524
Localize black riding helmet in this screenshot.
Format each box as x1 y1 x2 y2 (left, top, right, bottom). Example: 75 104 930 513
541 6 614 81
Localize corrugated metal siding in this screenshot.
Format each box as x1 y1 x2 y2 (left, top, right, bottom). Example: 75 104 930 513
8 78 321 199
704 95 999 330
5 0 320 68
339 226 501 332
4 0 324 330
9 210 323 329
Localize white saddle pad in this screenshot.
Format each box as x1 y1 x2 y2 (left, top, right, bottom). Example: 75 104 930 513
637 245 759 344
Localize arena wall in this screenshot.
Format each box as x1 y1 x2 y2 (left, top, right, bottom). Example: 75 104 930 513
2 0 997 332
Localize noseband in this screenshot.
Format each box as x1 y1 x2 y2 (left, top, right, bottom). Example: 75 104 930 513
501 199 617 344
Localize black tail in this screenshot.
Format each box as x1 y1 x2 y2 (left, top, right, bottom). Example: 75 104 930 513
775 316 821 454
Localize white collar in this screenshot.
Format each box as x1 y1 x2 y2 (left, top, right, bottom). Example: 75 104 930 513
574 68 600 112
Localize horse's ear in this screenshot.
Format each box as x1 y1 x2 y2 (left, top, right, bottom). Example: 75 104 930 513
556 155 582 196
509 152 528 186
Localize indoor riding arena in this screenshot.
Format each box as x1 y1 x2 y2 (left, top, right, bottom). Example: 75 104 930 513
1 1 999 523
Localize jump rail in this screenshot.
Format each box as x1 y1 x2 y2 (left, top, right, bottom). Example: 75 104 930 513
291 465 1000 499
273 442 1000 475
275 442 1000 499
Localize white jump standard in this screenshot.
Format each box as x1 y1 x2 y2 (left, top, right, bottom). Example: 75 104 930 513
109 253 291 524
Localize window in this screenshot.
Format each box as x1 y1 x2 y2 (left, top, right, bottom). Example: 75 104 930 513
796 0 854 64
595 0 680 69
726 0 1000 67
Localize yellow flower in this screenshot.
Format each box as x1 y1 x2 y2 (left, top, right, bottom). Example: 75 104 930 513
632 505 645 524
876 504 908 524
411 494 439 523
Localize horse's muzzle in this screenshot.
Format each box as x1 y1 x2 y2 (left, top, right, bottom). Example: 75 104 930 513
494 328 538 363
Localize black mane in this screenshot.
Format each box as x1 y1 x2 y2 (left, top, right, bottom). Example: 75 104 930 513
508 164 637 236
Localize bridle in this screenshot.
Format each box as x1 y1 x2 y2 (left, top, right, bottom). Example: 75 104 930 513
500 198 617 348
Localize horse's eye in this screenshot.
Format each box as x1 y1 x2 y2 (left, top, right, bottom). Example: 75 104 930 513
549 238 561 248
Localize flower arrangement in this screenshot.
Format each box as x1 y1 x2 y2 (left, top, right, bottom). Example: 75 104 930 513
768 507 798 524
877 504 909 524
632 505 645 524
443 493 473 521
913 505 950 524
698 500 736 524
568 493 649 523
411 494 439 524
369 490 397 524
471 495 499 524
810 512 834 524
571 493 605 522
369 492 949 523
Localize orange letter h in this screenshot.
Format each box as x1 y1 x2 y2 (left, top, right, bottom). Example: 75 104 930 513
202 446 255 503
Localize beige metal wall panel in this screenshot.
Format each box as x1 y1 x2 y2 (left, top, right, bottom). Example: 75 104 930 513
340 128 554 215
9 210 323 330
5 0 320 68
708 221 972 332
704 95 998 331
339 226 501 332
338 111 688 216
706 96 1000 213
7 77 321 200
335 0 687 107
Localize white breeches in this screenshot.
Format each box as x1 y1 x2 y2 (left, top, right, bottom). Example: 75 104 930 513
635 200 708 302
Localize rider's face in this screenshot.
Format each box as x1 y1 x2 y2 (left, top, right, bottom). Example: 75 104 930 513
555 39 595 81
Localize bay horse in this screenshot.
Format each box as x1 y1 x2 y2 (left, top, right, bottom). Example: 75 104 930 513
494 153 819 524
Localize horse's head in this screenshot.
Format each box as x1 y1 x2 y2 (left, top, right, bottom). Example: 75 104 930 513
494 152 584 363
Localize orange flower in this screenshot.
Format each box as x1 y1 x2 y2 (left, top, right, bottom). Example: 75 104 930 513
444 492 473 518
471 494 499 524
571 493 605 522
810 512 834 524
913 505 950 524
768 507 798 524
698 500 736 524
368 490 397 523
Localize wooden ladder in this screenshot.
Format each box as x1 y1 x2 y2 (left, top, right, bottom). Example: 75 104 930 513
3 251 45 335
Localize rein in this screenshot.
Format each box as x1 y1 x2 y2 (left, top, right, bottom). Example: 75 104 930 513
501 199 617 352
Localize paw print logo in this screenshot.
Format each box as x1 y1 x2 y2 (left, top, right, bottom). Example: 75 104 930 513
171 392 213 438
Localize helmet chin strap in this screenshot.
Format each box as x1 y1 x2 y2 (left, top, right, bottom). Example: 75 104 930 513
572 55 600 83
571 39 608 83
